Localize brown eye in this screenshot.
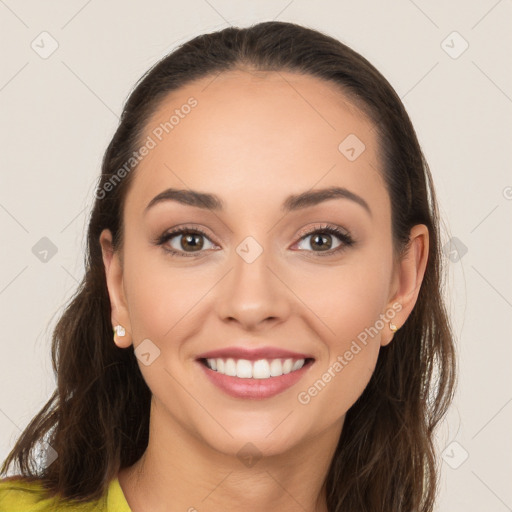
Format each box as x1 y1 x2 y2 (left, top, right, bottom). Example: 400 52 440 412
174 232 205 252
294 225 355 256
156 228 216 257
305 233 334 251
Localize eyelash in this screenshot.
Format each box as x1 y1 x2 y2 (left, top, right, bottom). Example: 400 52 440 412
154 223 355 258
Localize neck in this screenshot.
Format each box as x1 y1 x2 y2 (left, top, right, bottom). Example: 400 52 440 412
118 402 342 512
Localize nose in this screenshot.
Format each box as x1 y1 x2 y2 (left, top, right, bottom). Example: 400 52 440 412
215 242 292 331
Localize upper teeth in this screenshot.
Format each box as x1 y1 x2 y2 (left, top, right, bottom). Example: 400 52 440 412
206 358 306 379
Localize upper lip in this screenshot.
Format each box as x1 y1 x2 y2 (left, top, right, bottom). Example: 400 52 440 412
196 346 314 361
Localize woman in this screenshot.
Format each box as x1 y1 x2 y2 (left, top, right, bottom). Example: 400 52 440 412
0 20 456 512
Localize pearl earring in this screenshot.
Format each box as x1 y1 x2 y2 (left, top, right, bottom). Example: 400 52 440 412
114 325 125 337
389 322 398 333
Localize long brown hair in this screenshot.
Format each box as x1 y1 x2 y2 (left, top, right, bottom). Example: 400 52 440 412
1 21 456 511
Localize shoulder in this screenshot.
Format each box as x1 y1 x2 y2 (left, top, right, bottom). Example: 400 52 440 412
0 477 56 511
0 476 120 512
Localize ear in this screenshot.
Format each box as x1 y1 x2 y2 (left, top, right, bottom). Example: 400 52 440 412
99 229 132 348
381 224 429 346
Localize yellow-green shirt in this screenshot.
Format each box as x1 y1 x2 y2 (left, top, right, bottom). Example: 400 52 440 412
0 476 131 511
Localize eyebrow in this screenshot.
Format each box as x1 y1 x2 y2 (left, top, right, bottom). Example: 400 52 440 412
144 186 372 217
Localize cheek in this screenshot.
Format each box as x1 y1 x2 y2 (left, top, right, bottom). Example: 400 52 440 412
290 255 390 342
295 281 384 418
122 245 195 341
297 342 380 422
291 260 388 412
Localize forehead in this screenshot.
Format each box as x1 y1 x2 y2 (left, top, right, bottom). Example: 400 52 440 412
125 69 386 218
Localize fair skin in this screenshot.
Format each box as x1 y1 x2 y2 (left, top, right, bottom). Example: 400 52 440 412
100 69 428 512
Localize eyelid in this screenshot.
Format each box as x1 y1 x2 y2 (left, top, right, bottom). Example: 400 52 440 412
295 222 350 240
159 223 216 242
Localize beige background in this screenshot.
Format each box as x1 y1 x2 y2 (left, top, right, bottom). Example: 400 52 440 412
1 1 511 510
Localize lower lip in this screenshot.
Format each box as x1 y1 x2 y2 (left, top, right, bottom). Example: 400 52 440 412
196 359 314 400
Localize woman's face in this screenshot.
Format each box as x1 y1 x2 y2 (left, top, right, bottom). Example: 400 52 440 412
101 70 426 459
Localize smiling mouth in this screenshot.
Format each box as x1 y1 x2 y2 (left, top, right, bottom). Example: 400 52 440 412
198 357 315 379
